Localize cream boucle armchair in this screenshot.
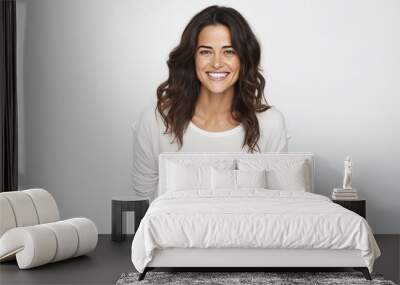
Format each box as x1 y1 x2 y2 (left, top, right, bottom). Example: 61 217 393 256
0 188 98 269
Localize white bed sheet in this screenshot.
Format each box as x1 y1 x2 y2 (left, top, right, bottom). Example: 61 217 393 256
131 189 380 273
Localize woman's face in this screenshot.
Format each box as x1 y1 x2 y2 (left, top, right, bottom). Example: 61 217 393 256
195 24 240 95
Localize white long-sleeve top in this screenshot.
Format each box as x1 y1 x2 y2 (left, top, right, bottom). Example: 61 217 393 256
131 106 288 199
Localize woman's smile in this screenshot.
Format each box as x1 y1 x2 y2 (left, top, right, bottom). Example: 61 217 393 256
206 72 230 81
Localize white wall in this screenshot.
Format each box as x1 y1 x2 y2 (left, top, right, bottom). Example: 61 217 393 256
17 0 400 233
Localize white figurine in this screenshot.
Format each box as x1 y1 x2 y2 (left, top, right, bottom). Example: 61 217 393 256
342 156 352 190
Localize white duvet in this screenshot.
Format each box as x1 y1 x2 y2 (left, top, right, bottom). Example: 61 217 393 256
131 190 380 273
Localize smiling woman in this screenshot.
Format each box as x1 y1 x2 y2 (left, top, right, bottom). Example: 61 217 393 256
132 5 288 199
195 25 240 96
155 5 287 152
193 24 241 131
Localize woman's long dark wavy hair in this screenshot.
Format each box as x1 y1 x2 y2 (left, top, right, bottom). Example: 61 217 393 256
156 5 270 152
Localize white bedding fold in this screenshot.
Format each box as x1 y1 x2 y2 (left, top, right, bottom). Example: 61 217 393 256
131 190 380 273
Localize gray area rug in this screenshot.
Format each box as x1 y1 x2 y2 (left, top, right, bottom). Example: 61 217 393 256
116 271 396 285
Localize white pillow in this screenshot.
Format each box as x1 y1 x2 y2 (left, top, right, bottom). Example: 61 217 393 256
167 162 211 191
237 159 309 191
237 169 268 188
266 161 307 191
211 168 268 190
211 168 236 190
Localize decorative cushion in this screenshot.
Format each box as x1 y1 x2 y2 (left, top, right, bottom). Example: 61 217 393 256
211 168 236 190
166 162 212 191
211 168 268 190
266 162 307 191
159 155 237 196
238 159 310 191
237 169 268 188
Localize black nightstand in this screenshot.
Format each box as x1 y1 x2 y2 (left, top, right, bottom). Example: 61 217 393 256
332 199 366 218
111 196 149 242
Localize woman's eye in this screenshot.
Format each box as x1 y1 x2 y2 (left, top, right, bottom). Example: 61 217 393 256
199 50 212 55
225 49 236 55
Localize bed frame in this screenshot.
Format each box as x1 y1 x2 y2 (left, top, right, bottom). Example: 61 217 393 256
140 248 371 280
138 152 372 281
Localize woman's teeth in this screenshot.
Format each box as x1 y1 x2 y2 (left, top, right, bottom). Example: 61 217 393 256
207 72 229 80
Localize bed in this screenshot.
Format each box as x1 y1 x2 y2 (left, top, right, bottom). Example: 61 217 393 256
131 152 381 281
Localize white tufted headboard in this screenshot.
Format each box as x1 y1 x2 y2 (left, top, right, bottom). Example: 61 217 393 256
158 152 314 196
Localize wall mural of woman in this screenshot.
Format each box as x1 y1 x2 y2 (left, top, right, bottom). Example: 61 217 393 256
132 5 288 199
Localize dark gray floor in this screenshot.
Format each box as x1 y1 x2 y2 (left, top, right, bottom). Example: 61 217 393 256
0 234 399 285
374 234 400 284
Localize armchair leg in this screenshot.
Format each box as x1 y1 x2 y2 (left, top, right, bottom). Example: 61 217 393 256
354 267 371 280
